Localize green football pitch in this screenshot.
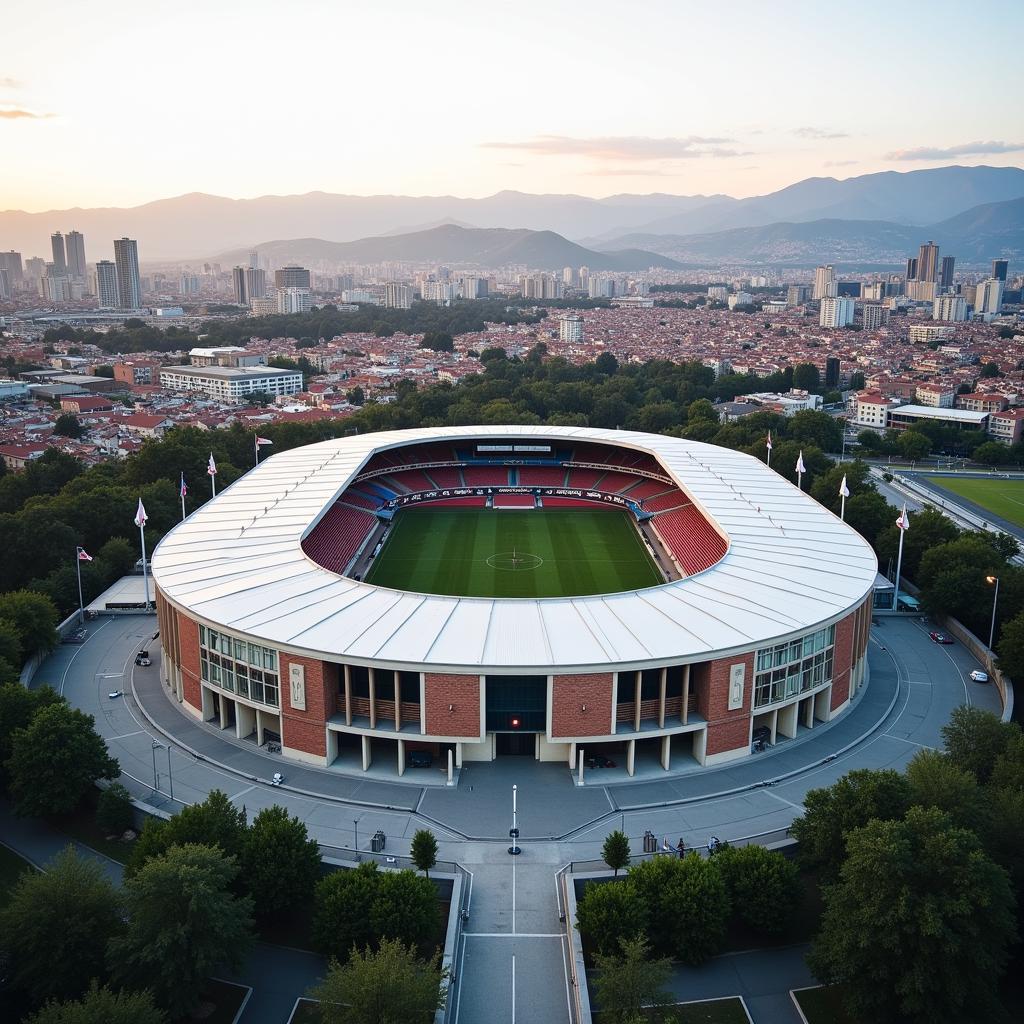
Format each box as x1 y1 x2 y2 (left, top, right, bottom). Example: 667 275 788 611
364 508 664 598
929 476 1024 529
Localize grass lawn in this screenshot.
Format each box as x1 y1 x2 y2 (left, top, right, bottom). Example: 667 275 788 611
930 476 1024 528
792 985 856 1023
0 842 38 909
365 508 662 598
594 997 749 1023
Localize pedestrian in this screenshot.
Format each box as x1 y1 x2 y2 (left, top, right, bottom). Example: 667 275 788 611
676 837 685 859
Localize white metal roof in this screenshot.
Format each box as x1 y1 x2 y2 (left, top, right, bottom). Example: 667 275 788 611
151 426 878 674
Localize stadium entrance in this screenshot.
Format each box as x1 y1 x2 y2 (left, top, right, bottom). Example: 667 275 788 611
496 732 534 756
485 675 547 754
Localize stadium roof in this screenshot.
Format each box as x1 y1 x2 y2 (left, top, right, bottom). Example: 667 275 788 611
151 426 878 673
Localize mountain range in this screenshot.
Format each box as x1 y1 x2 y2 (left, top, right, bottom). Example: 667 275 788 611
1 165 1022 262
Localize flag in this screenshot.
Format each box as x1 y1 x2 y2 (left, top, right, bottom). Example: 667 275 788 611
134 498 148 528
796 450 806 474
77 547 93 562
766 431 773 451
207 453 217 477
839 475 850 498
179 473 188 498
896 503 910 532
255 436 273 447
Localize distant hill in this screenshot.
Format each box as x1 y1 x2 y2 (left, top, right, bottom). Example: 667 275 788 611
214 224 682 271
597 197 1024 266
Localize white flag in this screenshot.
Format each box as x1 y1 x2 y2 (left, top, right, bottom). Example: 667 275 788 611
766 430 773 451
134 498 148 528
896 503 910 532
207 453 218 477
796 450 806 474
255 436 273 447
839 474 850 498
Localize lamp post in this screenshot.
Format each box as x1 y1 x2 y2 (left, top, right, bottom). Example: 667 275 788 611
152 741 173 800
354 817 360 858
151 741 160 792
508 784 521 856
986 575 1000 651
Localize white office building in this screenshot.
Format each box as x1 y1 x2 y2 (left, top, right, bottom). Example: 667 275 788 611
113 237 142 309
861 304 890 330
559 314 584 343
276 287 312 314
159 365 303 402
820 296 855 328
933 295 968 322
975 278 1005 315
383 282 414 309
813 265 837 300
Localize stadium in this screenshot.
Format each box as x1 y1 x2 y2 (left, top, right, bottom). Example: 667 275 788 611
151 426 877 777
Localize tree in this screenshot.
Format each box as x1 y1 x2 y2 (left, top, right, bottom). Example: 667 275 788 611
109 844 254 1018
979 361 1001 379
788 409 842 452
991 731 1024 792
311 938 445 1024
420 331 454 353
575 879 648 957
790 769 913 879
591 935 672 1024
997 609 1024 686
905 748 990 835
973 441 1007 465
410 828 438 878
242 804 321 914
856 428 883 452
0 590 60 658
896 430 930 461
314 862 385 959
54 413 84 438
370 869 441 956
0 682 63 790
347 385 365 406
713 844 801 934
6 702 118 816
0 847 122 1004
808 807 1016 1024
941 706 1020 784
601 829 631 877
95 537 137 577
686 398 718 424
95 782 134 836
792 362 820 391
25 983 165 1024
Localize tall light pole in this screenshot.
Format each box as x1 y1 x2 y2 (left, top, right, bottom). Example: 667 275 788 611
986 575 1000 651
354 817 360 858
508 784 521 856
151 740 160 792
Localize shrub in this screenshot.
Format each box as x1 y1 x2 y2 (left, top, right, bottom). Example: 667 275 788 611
95 783 134 836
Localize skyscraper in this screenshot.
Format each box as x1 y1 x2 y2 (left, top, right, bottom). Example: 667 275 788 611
917 241 939 283
0 269 10 302
0 251 22 285
819 296 855 328
248 250 259 269
940 255 955 289
113 237 141 308
245 266 266 301
992 259 1009 282
95 260 119 308
274 265 310 289
65 230 87 278
50 232 67 273
906 257 918 281
232 266 248 305
976 278 1004 315
812 265 837 300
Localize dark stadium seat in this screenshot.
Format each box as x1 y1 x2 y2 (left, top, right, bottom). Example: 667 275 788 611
653 505 727 575
301 504 376 572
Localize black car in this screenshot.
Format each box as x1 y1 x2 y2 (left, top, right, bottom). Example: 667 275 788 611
407 750 432 769
586 753 617 769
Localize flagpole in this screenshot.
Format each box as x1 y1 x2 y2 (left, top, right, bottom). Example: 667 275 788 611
180 478 187 522
139 519 151 611
254 433 259 466
840 492 846 521
75 548 85 624
893 512 906 613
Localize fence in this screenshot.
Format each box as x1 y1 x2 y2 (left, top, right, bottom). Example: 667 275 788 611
441 864 472 1024
319 842 458 874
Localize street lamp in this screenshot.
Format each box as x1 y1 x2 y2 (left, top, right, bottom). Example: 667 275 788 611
986 575 1000 652
508 784 521 856
354 817 361 859
151 741 173 800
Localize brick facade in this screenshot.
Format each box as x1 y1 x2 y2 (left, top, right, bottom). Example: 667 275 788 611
424 673 481 737
830 611 856 710
281 655 338 757
695 652 755 756
551 673 614 738
177 610 202 712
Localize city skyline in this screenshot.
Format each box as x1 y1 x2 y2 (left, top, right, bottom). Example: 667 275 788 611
2 0 1023 211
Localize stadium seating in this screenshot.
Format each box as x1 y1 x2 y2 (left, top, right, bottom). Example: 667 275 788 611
463 467 510 486
425 467 463 488
622 479 672 501
341 490 379 511
565 468 605 489
494 493 536 508
593 470 642 493
386 468 437 492
302 504 376 572
653 505 727 575
417 496 487 507
519 466 567 486
642 490 688 513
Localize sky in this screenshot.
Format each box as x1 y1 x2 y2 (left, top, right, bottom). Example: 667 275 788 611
3 0 1023 212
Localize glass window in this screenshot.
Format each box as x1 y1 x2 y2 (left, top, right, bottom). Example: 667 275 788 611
248 643 261 667
263 648 276 670
234 639 246 660
199 625 207 646
208 629 218 650
200 657 209 681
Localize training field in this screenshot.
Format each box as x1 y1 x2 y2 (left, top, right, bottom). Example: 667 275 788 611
365 508 663 598
929 476 1024 529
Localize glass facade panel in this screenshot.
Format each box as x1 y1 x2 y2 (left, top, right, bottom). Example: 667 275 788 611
198 626 279 708
753 624 836 710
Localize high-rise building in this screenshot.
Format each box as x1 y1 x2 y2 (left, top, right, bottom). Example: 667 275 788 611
0 251 22 285
559 314 584 343
245 267 266 301
24 257 45 294
906 257 919 281
383 282 414 308
562 266 577 287
933 295 967 322
50 232 67 273
276 286 311 314
819 296 855 328
824 357 840 388
43 264 70 302
861 282 885 302
248 250 259 270
0 269 10 302
274 265 311 289
992 259 1009 282
65 230 86 278
113 237 141 308
812 265 837 300
917 241 939 283
861 304 889 330
95 260 119 308
940 255 955 289
232 266 248 305
179 274 200 295
975 278 1004 315
786 284 811 305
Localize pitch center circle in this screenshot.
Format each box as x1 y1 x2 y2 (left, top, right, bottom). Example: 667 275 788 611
486 551 544 572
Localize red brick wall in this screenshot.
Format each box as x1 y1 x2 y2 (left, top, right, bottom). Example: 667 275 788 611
696 652 754 756
177 611 202 712
831 611 855 710
551 673 613 738
281 655 337 757
424 674 481 737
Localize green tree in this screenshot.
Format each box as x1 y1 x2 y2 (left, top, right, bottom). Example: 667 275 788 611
978 362 1001 379
242 804 321 914
0 682 63 789
314 861 385 960
311 938 446 1024
25 982 165 1024
95 537 137 577
601 829 631 877
54 413 84 438
808 807 1016 1024
905 748 990 834
875 506 960 584
856 428 883 452
941 706 1020 784
591 935 672 1024
991 731 1024 792
347 385 365 406
370 869 441 956
792 363 820 391
0 589 60 659
109 844 254 1018
95 782 134 836
410 828 438 877
973 441 1008 465
6 702 118 816
896 430 930 461
713 844 801 934
420 331 454 353
996 609 1024 683
788 409 843 452
686 398 718 424
0 847 122 1004
790 769 913 879
575 879 648 957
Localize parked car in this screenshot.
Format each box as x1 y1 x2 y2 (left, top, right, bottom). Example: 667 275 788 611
751 725 772 749
407 750 433 769
929 631 954 644
63 629 87 644
970 670 989 683
586 753 617 769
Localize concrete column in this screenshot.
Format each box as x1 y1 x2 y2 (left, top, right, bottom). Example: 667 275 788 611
568 741 577 769
815 688 831 723
455 742 464 768
578 749 584 785
777 701 799 739
397 738 406 776
361 734 372 771
626 738 636 777
769 708 779 744
201 685 216 722
394 677 402 732
218 692 229 729
660 733 671 770
326 728 339 765
658 668 667 728
368 668 377 729
633 674 642 732
682 664 690 724
803 697 814 729
534 734 540 760
235 701 256 741
255 709 266 746
447 748 454 784
344 664 352 726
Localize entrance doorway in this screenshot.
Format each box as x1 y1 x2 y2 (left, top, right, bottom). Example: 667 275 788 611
496 732 535 756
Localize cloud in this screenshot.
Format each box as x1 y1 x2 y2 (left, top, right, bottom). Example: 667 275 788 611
793 126 849 140
0 108 54 120
583 167 676 177
825 159 859 167
0 77 21 89
885 140 1024 160
481 134 740 161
